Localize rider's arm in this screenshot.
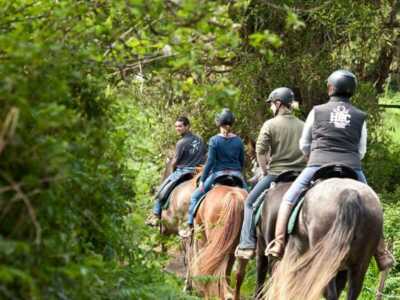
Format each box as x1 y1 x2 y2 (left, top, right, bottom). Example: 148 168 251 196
239 140 245 172
299 109 315 157
171 140 184 171
256 122 272 175
200 139 216 182
359 121 367 160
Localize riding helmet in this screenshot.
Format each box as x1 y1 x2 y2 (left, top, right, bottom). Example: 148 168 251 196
215 108 235 127
327 69 357 97
266 87 295 107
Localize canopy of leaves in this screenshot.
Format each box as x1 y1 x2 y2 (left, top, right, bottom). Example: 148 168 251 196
0 0 399 299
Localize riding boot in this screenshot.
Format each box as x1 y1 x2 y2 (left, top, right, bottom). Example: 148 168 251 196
374 238 395 271
179 224 194 239
265 202 293 259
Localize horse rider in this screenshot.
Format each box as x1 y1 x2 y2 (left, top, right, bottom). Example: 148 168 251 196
146 116 206 226
179 108 246 238
266 70 395 271
235 87 306 260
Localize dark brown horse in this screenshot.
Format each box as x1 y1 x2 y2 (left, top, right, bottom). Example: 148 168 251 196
184 185 248 300
256 178 383 300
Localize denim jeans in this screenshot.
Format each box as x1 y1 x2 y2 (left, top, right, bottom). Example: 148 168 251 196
153 167 195 216
187 170 246 225
238 174 277 249
283 166 367 205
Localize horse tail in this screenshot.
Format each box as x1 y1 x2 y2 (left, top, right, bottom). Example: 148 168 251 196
192 189 245 299
265 189 364 300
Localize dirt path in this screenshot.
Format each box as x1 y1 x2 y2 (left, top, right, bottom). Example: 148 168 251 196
164 246 187 278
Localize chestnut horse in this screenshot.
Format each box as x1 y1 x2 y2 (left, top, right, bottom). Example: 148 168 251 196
259 178 383 300
184 185 248 300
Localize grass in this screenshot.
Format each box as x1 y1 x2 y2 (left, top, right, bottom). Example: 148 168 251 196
379 92 400 144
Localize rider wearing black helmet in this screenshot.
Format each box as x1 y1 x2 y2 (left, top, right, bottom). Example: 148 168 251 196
266 70 394 271
235 87 306 259
180 108 246 237
215 107 235 126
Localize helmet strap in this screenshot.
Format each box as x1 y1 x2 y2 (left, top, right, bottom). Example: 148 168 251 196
273 102 282 117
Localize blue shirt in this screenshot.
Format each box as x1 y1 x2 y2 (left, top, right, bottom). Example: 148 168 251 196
201 134 245 182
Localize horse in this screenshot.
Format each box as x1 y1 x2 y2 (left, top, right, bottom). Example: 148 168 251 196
183 184 248 300
256 178 383 300
153 153 203 235
161 167 202 235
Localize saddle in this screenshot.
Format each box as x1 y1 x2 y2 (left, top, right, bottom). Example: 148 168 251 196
254 170 301 226
192 173 245 218
287 164 359 234
213 174 245 188
160 170 195 209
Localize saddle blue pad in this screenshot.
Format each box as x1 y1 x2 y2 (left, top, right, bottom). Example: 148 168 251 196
254 189 269 226
192 193 208 218
287 197 305 234
160 171 194 210
161 193 173 210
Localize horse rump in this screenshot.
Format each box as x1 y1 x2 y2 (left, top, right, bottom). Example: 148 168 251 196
191 187 245 299
264 188 368 300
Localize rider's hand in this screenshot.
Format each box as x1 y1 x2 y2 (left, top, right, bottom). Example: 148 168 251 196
199 181 205 193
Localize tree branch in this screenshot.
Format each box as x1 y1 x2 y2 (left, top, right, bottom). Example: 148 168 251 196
1 173 42 245
0 107 19 157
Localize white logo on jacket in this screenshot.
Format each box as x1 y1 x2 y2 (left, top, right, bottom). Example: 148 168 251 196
330 105 351 128
190 140 200 154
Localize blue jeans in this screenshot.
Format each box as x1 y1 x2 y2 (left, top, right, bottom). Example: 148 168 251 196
187 170 246 225
283 166 368 205
238 175 277 249
153 167 195 216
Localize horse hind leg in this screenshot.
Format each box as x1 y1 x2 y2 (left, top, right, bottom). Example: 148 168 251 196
324 270 347 300
255 252 268 298
335 271 347 299
234 257 248 300
347 263 369 300
324 278 338 300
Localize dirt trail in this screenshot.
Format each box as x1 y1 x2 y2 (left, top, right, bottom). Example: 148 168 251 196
164 247 187 278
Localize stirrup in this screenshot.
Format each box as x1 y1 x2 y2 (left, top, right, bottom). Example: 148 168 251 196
265 240 284 259
179 227 193 239
235 247 255 260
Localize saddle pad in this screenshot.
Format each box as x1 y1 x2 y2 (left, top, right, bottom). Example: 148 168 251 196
161 193 172 210
192 193 208 218
161 179 192 210
287 197 305 234
254 189 269 226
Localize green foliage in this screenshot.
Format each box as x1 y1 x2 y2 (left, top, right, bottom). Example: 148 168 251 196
1 0 399 299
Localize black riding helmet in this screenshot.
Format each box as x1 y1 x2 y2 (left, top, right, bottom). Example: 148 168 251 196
215 108 235 127
266 87 295 107
327 69 357 97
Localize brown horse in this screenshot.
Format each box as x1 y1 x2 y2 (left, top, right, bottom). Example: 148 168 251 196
258 178 383 300
155 154 202 235
161 168 202 235
184 185 248 300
